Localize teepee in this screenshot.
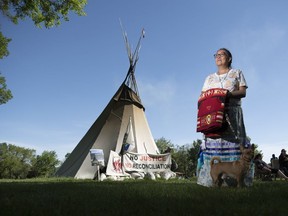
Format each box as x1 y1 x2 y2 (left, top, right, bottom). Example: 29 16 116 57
55 28 160 179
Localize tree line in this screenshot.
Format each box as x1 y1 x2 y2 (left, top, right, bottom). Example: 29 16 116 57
0 143 60 179
155 137 202 177
0 138 259 179
0 139 201 179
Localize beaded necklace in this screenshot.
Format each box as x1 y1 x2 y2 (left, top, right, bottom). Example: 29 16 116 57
217 69 230 88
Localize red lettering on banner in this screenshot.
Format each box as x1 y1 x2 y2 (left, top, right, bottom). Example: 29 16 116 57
124 163 132 168
140 155 166 161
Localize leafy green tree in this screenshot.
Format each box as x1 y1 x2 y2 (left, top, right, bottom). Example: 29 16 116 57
0 143 36 179
0 0 87 28
31 150 60 177
251 143 261 158
0 74 13 105
0 31 11 58
173 144 194 177
0 0 87 105
155 137 202 177
155 137 174 153
65 153 71 159
0 32 13 105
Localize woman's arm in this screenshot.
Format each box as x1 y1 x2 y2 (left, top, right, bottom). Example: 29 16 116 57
227 86 246 98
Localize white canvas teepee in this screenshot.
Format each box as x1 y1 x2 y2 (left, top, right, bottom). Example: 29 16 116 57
55 29 160 179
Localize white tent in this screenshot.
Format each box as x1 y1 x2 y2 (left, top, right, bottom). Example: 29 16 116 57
55 29 160 179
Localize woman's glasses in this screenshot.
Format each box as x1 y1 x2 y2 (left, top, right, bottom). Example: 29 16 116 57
213 53 226 58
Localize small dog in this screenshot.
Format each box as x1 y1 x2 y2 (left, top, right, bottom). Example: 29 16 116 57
210 144 255 187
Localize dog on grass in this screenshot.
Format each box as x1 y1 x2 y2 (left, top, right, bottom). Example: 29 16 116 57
210 144 255 187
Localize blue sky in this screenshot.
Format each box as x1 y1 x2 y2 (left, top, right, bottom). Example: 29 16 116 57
1 0 288 162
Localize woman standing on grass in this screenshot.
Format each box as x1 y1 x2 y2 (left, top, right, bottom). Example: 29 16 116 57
197 48 253 187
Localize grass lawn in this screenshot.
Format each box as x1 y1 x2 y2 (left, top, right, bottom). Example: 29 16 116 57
0 177 287 216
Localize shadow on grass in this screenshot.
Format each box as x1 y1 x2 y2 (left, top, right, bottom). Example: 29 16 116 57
0 178 287 215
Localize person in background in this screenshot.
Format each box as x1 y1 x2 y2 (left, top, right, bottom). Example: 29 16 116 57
164 147 178 172
271 154 277 160
197 48 253 187
279 149 288 176
270 154 278 164
254 153 288 180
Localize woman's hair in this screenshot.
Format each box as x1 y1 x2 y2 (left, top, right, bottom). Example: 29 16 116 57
218 48 232 68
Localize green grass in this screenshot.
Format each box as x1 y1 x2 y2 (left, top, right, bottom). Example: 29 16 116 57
0 178 287 216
